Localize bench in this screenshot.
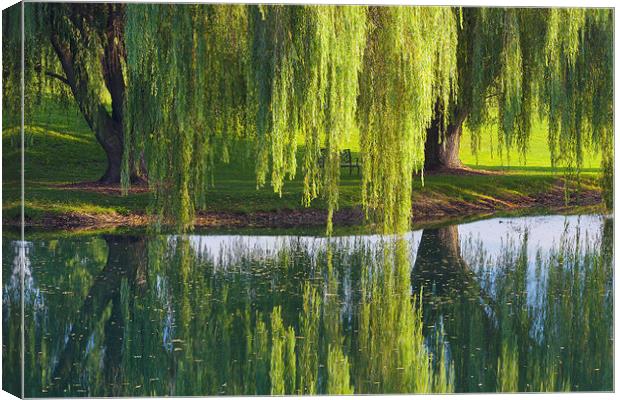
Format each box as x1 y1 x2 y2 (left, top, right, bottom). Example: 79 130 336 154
318 148 360 176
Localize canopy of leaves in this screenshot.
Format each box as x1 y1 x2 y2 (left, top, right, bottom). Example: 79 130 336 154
124 4 249 229
463 8 613 205
358 6 458 233
2 4 22 127
248 5 367 234
124 5 612 233
6 5 613 232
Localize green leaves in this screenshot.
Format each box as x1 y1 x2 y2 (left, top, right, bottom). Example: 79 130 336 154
358 7 458 233
124 5 249 230
249 6 367 234
121 5 613 233
464 8 613 205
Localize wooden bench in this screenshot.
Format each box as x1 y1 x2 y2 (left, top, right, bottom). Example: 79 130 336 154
318 148 360 176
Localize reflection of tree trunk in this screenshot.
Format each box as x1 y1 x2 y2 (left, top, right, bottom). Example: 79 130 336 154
412 225 503 392
103 295 124 395
413 226 468 292
49 236 147 395
412 225 503 309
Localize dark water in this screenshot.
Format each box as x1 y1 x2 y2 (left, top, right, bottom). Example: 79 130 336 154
2 215 613 396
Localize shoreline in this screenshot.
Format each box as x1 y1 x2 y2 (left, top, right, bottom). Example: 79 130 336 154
5 181 604 233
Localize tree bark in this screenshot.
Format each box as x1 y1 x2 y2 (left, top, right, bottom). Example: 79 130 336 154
48 4 143 184
96 118 125 183
424 109 468 171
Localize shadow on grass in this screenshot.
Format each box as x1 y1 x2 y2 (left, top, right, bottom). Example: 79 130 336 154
467 164 602 173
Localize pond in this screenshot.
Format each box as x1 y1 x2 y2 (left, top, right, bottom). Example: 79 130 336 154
2 214 613 396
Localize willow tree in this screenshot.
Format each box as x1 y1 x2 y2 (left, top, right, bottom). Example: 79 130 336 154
427 8 613 207
122 5 612 233
2 3 142 183
124 4 249 229
358 6 458 233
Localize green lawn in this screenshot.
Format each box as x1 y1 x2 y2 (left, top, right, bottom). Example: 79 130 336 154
460 117 602 170
2 100 603 224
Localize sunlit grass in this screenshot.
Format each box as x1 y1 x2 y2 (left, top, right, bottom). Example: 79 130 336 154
2 98 603 224
460 118 603 170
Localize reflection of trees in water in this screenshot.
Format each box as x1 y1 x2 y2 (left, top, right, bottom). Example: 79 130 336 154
9 218 612 395
2 236 109 396
19 234 450 395
47 236 147 396
353 239 452 394
2 240 26 396
412 226 498 392
415 219 613 392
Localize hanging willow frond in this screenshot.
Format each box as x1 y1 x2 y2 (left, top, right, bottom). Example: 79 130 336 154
358 6 458 233
124 4 249 230
464 8 613 206
249 5 367 234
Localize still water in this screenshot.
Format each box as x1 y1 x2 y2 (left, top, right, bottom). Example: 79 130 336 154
2 214 613 396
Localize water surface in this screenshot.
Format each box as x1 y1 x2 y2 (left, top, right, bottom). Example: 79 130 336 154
2 214 613 396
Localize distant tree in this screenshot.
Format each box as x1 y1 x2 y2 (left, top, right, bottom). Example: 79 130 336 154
425 8 613 187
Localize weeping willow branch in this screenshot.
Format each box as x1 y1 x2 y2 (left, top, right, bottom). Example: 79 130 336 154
124 4 249 230
121 5 612 233
358 6 458 233
465 8 613 205
249 5 367 234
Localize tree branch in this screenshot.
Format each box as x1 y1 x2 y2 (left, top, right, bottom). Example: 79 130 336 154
44 70 70 86
33 64 71 86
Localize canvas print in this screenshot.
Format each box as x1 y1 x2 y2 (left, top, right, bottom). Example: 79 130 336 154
1 1 614 397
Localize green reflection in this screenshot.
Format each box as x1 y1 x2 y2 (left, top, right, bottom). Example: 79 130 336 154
414 219 613 392
5 216 612 396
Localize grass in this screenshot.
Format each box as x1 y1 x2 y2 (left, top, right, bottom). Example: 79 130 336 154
460 117 602 170
2 99 604 226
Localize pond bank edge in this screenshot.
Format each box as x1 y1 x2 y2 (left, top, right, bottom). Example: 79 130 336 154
4 183 604 233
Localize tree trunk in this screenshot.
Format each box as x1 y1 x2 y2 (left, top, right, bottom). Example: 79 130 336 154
424 109 468 171
95 117 125 183
424 121 463 170
48 4 145 185
98 4 130 185
93 119 146 185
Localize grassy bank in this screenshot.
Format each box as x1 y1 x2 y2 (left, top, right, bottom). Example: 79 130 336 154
2 100 604 229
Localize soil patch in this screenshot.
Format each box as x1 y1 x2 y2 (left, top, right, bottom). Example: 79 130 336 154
55 181 149 195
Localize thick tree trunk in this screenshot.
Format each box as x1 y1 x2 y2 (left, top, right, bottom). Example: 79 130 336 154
94 121 145 185
424 121 463 170
97 4 131 185
95 118 125 183
100 150 122 183
48 4 145 185
424 109 468 171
